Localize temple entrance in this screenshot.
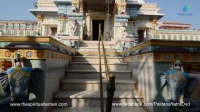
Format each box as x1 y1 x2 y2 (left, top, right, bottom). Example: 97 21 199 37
92 20 104 40
137 30 144 43
51 27 57 36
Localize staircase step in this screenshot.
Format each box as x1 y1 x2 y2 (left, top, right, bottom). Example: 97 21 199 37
80 41 116 45
69 62 127 70
54 90 142 107
66 70 132 78
52 107 146 112
79 44 118 48
66 70 131 73
66 71 131 79
78 47 117 52
76 51 120 56
73 56 124 63
61 79 136 91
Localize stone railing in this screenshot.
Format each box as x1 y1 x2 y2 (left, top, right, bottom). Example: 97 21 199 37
126 0 138 3
1 29 38 36
37 0 53 4
156 29 200 41
141 2 157 8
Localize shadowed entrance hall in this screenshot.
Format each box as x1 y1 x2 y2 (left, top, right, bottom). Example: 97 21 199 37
92 20 104 40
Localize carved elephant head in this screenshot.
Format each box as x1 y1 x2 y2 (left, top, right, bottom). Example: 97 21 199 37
0 67 42 102
159 70 197 102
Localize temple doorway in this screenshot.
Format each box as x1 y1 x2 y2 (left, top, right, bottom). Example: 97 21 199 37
137 30 144 43
92 20 104 40
51 27 57 36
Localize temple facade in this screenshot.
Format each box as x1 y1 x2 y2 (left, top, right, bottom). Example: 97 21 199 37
0 0 200 43
0 0 164 44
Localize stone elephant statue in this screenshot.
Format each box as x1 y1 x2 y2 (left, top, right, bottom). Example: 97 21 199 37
0 67 42 112
159 70 200 112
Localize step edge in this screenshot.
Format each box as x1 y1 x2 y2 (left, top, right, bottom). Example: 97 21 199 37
66 70 132 73
73 56 124 58
70 62 127 65
54 96 143 99
61 80 136 83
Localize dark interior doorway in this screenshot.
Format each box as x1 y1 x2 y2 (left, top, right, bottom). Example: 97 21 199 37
92 20 104 40
137 30 144 43
51 27 57 36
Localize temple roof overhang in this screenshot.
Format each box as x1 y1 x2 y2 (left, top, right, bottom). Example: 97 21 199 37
138 12 164 20
29 9 58 16
53 0 71 6
157 21 192 28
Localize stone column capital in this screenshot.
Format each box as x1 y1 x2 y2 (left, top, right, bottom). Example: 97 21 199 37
36 14 44 21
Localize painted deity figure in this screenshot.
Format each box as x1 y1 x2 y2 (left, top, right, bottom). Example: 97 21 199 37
71 5 78 13
170 58 184 72
69 20 77 36
120 22 127 38
120 7 126 15
11 54 24 67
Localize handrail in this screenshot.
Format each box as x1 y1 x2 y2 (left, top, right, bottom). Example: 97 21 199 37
98 24 104 112
98 24 116 112
99 25 110 82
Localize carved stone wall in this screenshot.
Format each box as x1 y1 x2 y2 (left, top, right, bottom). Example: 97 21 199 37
127 21 137 37
136 18 152 28
43 15 59 24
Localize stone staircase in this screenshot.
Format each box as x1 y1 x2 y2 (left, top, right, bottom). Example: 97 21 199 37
51 42 146 112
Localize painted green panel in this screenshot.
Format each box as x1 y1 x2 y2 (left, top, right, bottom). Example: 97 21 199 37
153 62 171 112
23 59 46 112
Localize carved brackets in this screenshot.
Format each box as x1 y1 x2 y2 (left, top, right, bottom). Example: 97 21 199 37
183 47 198 52
145 46 160 51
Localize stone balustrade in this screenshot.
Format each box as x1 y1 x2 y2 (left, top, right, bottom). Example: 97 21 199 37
38 0 53 4
156 29 200 41
141 2 157 8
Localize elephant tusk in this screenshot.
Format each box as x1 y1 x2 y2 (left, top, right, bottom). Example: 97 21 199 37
180 94 184 103
10 92 14 102
168 92 171 100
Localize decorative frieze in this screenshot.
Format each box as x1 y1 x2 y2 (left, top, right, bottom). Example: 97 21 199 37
0 49 68 60
125 52 200 63
154 53 200 62
125 53 153 62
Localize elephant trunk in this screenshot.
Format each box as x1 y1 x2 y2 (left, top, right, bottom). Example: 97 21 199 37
13 87 25 101
171 89 181 102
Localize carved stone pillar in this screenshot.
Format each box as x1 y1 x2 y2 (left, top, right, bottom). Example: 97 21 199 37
86 14 91 40
36 14 44 35
41 25 45 36
79 0 83 13
151 17 158 39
